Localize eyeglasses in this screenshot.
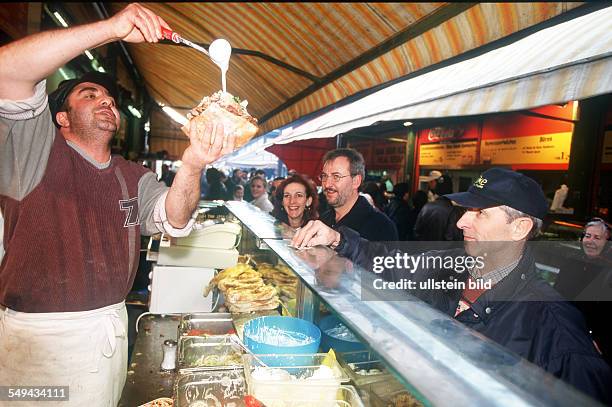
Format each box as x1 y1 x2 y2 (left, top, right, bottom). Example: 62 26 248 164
318 173 353 183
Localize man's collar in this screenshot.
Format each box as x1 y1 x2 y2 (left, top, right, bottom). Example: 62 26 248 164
468 246 536 323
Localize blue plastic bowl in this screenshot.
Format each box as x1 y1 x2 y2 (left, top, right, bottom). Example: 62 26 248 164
319 315 366 353
243 316 321 363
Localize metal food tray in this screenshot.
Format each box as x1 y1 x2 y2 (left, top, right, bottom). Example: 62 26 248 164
177 335 244 372
174 368 247 407
369 388 424 407
178 313 236 339
337 350 394 387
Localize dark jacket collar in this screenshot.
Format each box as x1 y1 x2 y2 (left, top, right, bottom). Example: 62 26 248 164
469 245 539 323
322 195 375 229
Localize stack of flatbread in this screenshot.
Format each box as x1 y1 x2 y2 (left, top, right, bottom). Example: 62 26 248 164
204 263 279 313
256 263 299 299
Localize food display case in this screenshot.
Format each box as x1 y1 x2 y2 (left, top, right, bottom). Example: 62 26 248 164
222 201 600 407
121 200 600 406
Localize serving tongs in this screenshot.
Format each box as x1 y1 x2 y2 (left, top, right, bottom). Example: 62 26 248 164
229 334 269 368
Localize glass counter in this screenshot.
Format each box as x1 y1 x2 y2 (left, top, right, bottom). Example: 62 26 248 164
224 202 601 406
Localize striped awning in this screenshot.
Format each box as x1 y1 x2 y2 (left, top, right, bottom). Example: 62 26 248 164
93 2 587 140
271 5 612 145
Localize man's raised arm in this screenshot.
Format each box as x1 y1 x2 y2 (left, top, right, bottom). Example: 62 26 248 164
0 3 169 100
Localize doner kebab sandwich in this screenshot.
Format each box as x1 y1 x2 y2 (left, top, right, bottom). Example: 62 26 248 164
183 91 258 148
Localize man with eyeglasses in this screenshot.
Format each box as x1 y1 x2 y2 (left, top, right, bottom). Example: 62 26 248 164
317 148 397 242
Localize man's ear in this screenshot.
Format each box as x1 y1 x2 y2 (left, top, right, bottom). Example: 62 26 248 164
511 217 533 241
56 111 69 128
352 174 362 190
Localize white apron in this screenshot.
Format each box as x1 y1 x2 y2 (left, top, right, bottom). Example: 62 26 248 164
0 302 128 407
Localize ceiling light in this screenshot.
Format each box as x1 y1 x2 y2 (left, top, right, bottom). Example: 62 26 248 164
97 66 106 73
53 12 68 28
127 105 142 119
84 50 94 60
403 121 413 127
58 67 70 80
162 106 187 126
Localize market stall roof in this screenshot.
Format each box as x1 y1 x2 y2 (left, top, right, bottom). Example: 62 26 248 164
214 148 279 170
60 3 587 139
269 5 612 146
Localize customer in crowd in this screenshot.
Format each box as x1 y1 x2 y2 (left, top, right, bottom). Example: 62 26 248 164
271 173 319 230
249 175 274 213
421 170 443 202
225 169 245 195
291 168 612 403
160 163 176 187
269 176 286 206
244 169 265 202
0 4 235 405
384 182 412 241
318 148 397 241
362 181 387 211
232 184 245 201
405 190 428 240
554 217 612 366
381 172 394 193
204 167 227 201
414 196 465 242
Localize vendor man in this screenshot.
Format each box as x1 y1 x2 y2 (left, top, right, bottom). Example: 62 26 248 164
292 168 612 403
0 4 234 406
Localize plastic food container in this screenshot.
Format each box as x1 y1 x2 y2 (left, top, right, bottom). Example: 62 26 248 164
177 312 236 339
174 368 247 407
319 315 366 353
177 335 243 372
335 385 366 407
243 353 349 407
243 316 321 359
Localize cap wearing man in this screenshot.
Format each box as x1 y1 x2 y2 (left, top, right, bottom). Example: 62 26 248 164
292 167 612 403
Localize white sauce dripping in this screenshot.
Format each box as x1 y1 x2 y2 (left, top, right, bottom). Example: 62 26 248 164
209 39 232 93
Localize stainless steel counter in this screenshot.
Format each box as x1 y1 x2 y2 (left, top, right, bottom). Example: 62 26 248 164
118 314 179 407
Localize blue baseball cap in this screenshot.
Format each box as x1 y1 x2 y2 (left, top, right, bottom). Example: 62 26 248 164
48 71 118 128
444 168 548 219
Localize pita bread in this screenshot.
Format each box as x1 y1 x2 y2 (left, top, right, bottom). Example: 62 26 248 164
182 92 258 148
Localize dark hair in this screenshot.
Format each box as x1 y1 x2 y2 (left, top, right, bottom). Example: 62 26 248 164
411 190 428 212
322 148 365 179
361 181 387 211
205 167 222 184
393 182 411 200
414 197 465 241
271 174 319 227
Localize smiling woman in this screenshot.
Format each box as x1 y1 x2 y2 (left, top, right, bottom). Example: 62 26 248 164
272 173 319 229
